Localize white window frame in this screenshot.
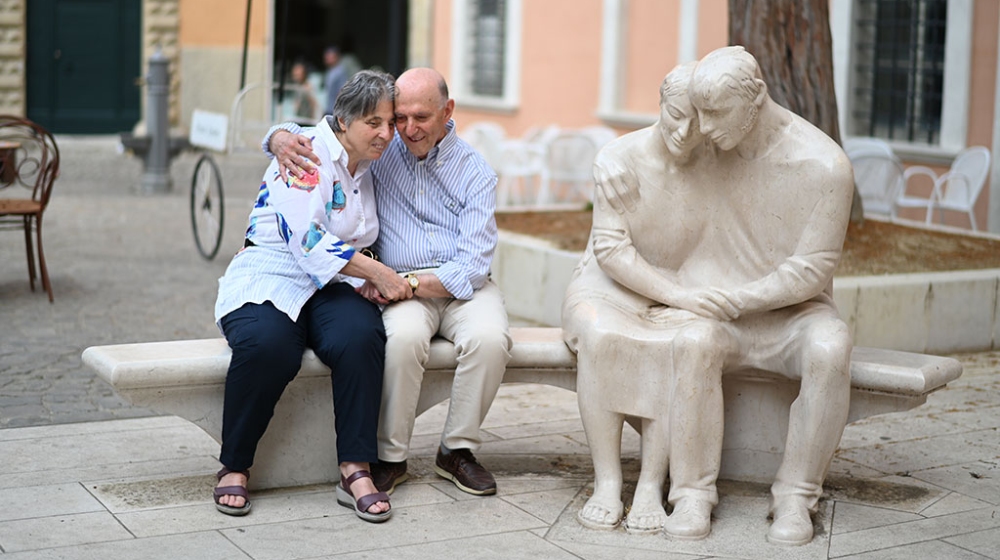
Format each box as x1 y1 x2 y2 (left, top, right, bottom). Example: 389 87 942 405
450 0 522 112
597 0 699 128
831 0 973 162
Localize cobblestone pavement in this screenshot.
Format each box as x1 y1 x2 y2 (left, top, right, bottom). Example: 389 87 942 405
0 137 268 428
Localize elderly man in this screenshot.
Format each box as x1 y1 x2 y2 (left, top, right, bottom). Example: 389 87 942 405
264 67 511 497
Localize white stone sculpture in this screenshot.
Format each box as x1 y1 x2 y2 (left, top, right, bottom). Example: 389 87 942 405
563 45 855 546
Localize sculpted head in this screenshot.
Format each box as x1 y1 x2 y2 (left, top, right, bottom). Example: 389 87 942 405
657 61 702 162
689 46 767 151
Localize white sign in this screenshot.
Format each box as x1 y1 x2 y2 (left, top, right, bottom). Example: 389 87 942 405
189 110 229 152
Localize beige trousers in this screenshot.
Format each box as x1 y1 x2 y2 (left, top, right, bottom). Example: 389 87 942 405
377 281 511 461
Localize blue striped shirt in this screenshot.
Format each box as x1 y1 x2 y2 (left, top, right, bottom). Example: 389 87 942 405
265 120 499 300
216 116 379 324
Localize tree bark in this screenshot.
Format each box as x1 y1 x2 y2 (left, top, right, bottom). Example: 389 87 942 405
729 0 864 222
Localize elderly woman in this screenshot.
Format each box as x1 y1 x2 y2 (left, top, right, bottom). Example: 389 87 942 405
212 70 411 523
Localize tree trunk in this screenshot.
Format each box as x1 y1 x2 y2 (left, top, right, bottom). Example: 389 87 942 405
729 0 864 222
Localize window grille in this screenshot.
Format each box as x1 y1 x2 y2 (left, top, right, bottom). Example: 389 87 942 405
851 0 947 144
468 0 505 97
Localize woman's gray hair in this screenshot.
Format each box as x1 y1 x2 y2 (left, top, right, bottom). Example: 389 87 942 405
330 70 396 132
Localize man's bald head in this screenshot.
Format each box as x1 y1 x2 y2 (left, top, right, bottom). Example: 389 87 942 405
397 68 450 107
394 67 455 159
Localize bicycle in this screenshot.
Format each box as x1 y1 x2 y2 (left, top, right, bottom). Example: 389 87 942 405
188 109 228 260
187 83 311 260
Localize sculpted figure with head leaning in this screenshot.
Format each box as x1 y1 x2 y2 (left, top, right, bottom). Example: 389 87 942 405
563 45 855 546
563 60 712 534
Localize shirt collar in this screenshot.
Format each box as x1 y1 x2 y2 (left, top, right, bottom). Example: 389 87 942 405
319 116 371 176
395 119 458 167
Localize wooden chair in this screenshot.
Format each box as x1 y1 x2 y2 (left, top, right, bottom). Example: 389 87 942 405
0 116 60 302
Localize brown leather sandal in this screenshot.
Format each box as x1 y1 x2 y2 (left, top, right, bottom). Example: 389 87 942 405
336 470 391 523
214 467 251 516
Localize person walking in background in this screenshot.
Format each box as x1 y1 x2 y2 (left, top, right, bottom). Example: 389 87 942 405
323 45 349 115
288 60 318 123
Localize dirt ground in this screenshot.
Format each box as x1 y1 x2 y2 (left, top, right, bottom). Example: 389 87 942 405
495 210 1000 276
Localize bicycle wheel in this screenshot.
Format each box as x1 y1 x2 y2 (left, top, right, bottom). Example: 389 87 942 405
190 153 225 260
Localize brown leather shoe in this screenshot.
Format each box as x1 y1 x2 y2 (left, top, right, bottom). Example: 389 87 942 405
370 460 409 494
433 446 497 495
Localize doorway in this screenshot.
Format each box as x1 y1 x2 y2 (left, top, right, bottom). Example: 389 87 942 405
272 0 408 117
26 0 142 134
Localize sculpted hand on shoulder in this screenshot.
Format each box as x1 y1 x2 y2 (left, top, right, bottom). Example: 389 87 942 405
593 150 640 214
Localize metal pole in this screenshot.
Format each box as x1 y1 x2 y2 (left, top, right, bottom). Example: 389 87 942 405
240 0 252 91
276 0 290 103
140 48 172 193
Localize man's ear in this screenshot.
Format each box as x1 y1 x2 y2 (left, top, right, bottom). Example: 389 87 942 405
443 98 455 120
753 78 767 107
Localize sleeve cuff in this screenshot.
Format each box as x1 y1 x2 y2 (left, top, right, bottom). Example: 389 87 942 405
435 263 475 300
262 122 305 159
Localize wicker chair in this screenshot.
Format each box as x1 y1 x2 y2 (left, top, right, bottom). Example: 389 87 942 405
0 116 61 302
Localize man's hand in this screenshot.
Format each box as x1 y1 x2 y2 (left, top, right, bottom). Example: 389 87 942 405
272 130 321 183
593 154 640 214
369 267 413 304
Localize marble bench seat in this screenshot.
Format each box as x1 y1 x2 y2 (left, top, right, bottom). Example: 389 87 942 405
82 327 962 490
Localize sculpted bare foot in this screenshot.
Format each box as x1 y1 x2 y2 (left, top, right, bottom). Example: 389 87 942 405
625 486 667 534
577 489 623 530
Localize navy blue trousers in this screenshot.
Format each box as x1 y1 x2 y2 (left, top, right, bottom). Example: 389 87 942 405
218 282 385 471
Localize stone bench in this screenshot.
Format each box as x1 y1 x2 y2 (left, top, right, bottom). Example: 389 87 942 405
82 327 963 490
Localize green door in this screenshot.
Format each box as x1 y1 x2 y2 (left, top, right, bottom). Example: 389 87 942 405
27 0 141 133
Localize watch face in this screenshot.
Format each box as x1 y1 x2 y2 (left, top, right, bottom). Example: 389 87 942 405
408 276 419 290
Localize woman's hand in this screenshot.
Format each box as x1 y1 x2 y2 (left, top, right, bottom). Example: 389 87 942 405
272 130 321 183
357 281 390 305
368 263 413 303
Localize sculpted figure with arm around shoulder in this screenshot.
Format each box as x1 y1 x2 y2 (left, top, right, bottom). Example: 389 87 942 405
563 61 715 534
261 68 512 498
658 45 854 546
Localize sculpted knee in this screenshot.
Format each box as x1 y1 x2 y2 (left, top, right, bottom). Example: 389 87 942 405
802 320 852 381
807 321 853 367
672 321 725 366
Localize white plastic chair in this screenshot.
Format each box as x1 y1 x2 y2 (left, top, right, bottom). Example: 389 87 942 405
542 132 599 205
522 124 561 146
580 125 619 151
843 137 894 160
459 121 507 171
894 146 991 230
495 139 548 208
851 153 905 216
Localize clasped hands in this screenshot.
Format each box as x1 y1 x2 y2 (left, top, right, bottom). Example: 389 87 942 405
647 286 746 323
357 271 413 306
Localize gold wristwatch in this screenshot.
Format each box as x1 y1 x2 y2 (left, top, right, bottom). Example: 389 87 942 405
406 274 419 293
